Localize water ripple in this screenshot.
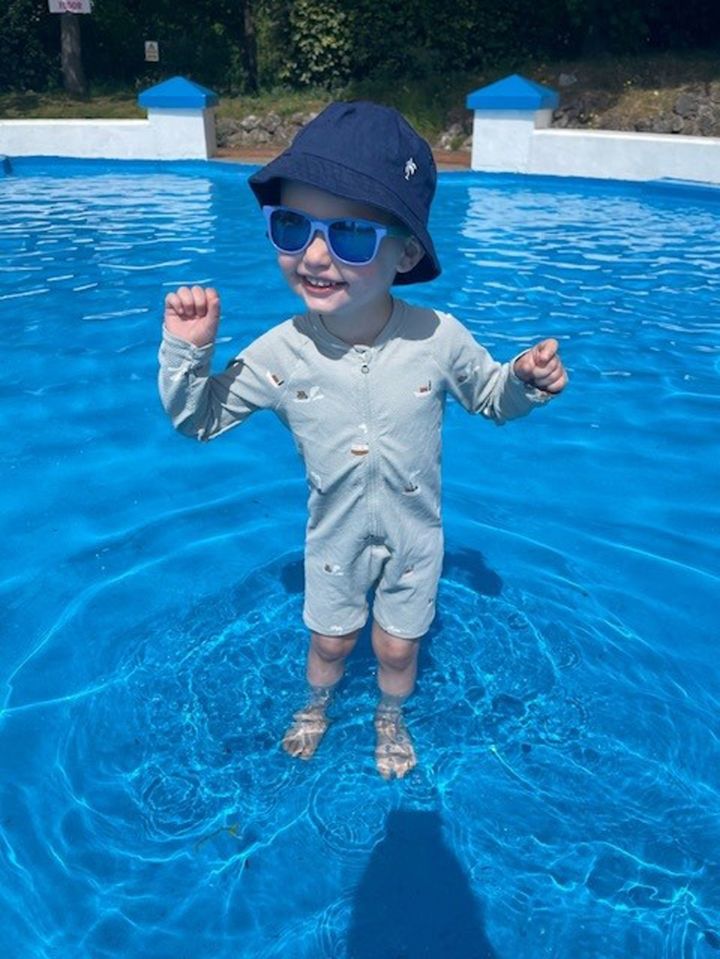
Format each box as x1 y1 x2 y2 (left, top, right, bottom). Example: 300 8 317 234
2 164 719 958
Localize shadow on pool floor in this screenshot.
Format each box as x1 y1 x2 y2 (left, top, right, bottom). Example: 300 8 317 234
346 809 497 958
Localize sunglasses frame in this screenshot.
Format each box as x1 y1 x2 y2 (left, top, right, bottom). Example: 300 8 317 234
262 205 408 265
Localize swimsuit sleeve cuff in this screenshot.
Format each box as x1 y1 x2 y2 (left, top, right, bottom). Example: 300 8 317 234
160 326 215 369
508 351 555 405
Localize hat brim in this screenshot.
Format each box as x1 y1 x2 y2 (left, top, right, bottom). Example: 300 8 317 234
248 151 440 285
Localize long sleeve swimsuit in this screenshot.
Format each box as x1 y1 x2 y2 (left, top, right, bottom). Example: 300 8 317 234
158 297 552 639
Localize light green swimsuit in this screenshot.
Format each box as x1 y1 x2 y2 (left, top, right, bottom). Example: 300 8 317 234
158 298 551 638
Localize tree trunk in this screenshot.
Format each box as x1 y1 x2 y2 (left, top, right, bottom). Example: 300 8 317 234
243 2 258 94
61 13 87 97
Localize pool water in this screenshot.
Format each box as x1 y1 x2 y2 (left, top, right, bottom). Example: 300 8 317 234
1 158 719 958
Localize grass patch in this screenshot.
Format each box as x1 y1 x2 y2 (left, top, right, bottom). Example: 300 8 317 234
216 89 329 120
0 88 143 119
2 52 719 137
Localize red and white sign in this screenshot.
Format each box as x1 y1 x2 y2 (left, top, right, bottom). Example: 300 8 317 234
48 0 93 13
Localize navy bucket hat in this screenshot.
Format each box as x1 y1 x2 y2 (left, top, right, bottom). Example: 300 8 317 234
248 101 441 285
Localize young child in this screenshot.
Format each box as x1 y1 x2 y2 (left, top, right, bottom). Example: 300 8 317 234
158 101 567 780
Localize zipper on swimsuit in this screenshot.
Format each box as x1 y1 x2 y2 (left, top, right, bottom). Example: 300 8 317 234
357 346 379 540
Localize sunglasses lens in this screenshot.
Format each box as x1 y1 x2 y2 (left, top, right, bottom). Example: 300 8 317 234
267 208 382 264
270 209 311 253
328 220 378 264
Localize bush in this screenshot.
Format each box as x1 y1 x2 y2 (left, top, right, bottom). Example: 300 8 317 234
0 0 58 91
2 0 719 95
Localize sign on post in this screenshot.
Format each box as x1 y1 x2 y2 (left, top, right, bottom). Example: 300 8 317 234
48 0 93 12
144 41 160 63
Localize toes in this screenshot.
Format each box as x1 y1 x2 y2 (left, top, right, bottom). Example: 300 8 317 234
282 735 305 758
374 716 417 779
384 748 416 779
282 733 311 759
394 754 416 779
376 750 416 780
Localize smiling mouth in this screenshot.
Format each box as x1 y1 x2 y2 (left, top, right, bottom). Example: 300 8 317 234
300 274 346 291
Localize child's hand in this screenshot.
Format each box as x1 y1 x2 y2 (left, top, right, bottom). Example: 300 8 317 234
513 338 568 394
164 285 220 347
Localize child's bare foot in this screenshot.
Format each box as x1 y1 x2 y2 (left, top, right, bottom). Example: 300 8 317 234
282 705 330 760
374 707 416 780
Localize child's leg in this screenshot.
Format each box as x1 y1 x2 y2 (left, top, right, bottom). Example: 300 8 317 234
282 629 359 760
307 629 359 687
371 621 421 780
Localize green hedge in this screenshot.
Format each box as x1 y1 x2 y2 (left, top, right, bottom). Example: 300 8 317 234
1 0 719 94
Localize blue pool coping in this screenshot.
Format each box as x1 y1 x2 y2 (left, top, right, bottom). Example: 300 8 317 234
137 76 219 110
466 74 559 111
3 155 720 206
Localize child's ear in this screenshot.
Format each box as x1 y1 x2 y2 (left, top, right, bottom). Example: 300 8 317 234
395 236 424 275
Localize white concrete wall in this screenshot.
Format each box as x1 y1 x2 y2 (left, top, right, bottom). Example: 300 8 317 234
471 108 720 184
471 109 553 172
529 127 720 183
0 108 216 160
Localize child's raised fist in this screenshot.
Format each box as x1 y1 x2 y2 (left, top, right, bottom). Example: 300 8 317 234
164 285 220 347
513 338 568 394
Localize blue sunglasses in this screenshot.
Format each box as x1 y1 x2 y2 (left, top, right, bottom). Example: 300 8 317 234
262 205 408 265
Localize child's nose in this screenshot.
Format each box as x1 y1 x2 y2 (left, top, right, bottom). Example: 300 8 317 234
303 230 332 265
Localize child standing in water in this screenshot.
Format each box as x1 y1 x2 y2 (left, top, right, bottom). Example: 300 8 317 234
158 102 567 779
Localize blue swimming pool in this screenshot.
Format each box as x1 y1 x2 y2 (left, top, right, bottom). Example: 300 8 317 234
1 157 719 958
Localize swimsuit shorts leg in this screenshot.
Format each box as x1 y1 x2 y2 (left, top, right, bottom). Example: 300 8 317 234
372 527 444 640
303 537 386 636
303 529 443 640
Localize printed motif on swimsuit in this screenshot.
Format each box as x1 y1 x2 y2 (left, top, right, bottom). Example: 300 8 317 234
266 370 285 387
293 385 324 402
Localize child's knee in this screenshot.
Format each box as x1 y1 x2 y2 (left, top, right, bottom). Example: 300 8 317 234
311 630 358 662
372 629 419 671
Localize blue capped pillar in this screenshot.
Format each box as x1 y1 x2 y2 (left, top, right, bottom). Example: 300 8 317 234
138 76 219 159
466 75 559 173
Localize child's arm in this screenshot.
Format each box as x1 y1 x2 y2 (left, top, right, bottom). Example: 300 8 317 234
158 285 280 441
437 313 566 425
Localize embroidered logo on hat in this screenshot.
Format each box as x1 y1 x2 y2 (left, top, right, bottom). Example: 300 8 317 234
404 158 418 180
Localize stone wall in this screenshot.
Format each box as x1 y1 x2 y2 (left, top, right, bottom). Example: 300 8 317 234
217 83 720 159
216 110 473 154
552 81 720 137
216 111 318 151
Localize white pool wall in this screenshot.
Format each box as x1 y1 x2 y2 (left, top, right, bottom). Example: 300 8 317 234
0 110 215 160
469 75 720 185
0 77 217 161
2 72 719 182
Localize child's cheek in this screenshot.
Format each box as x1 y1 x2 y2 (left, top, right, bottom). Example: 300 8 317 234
347 258 391 285
349 262 379 280
278 252 302 283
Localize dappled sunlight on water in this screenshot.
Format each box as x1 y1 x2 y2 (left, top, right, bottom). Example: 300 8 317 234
1 160 719 958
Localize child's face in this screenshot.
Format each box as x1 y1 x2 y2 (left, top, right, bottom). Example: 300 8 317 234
276 181 420 325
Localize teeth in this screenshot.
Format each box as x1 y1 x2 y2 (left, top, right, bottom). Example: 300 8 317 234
304 276 335 288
